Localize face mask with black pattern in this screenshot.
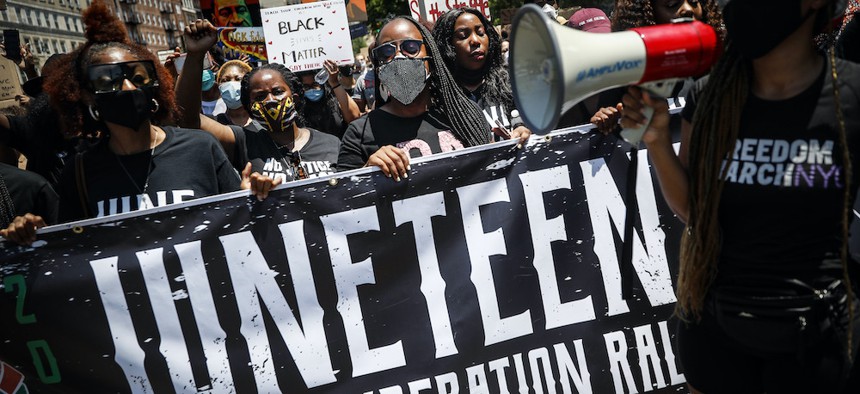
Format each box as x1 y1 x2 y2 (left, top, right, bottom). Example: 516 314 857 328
250 95 297 132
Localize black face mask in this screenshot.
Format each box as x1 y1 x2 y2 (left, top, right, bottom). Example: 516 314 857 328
723 0 813 59
94 87 156 130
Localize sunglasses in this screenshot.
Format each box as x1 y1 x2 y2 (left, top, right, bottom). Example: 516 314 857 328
87 60 159 94
372 39 425 64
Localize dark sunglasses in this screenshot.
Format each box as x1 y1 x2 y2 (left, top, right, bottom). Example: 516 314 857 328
87 60 159 94
372 39 425 64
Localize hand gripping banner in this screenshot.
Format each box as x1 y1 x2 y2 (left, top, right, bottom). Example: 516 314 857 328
0 125 688 393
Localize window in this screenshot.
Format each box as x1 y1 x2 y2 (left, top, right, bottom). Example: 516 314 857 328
20 9 28 24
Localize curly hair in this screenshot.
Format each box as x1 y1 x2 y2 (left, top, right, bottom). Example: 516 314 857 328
240 63 307 128
432 8 514 116
42 0 178 138
372 16 490 148
611 0 724 35
216 59 252 83
294 70 346 135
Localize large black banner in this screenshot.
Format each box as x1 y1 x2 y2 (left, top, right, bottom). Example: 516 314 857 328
0 125 688 393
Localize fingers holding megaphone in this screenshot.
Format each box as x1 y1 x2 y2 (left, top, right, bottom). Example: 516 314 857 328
620 86 671 147
510 4 720 136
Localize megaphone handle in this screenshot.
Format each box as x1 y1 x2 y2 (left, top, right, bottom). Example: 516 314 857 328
619 106 655 147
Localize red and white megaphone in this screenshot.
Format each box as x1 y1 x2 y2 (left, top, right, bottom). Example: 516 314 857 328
510 4 721 142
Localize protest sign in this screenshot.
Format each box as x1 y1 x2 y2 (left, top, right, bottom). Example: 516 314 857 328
0 122 692 393
218 27 268 61
261 0 354 71
0 57 22 109
409 0 491 24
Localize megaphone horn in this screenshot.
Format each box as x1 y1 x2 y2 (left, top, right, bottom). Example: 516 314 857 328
510 4 721 135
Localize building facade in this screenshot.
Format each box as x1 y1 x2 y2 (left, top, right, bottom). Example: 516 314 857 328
0 0 202 70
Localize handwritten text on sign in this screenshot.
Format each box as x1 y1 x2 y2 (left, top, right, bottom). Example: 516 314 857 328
218 27 268 61
409 0 491 24
0 57 23 109
261 0 355 71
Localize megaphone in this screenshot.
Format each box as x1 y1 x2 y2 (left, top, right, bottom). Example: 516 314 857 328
510 4 721 140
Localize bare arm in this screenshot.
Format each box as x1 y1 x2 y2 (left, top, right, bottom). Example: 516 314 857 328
324 60 360 123
622 87 690 223
175 20 236 157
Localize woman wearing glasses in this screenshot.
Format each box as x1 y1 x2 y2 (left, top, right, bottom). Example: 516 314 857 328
0 1 278 244
176 20 341 183
337 16 502 181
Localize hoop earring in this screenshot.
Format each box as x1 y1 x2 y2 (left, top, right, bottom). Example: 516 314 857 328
88 105 100 121
151 99 160 113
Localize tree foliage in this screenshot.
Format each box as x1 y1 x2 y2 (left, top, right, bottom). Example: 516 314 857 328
367 0 410 31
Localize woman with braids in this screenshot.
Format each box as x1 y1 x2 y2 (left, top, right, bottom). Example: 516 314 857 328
622 0 860 392
338 16 517 181
177 20 341 181
587 0 724 132
0 1 280 244
431 8 530 140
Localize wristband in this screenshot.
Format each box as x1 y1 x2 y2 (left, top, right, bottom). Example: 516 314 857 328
330 83 342 90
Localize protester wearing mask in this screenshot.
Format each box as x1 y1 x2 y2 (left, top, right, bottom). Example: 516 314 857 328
296 59 360 139
432 8 531 141
177 19 340 182
338 16 512 181
201 67 227 116
353 44 377 113
0 1 282 244
215 59 254 127
622 0 860 391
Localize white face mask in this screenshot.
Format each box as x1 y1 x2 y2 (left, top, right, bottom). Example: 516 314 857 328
218 81 243 109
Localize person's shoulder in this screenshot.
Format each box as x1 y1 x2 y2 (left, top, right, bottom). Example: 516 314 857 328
161 126 222 148
347 112 371 131
308 127 340 143
0 162 50 187
425 109 453 130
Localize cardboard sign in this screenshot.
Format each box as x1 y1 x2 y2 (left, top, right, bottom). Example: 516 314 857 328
218 27 268 61
0 56 22 109
409 0 491 24
261 0 354 71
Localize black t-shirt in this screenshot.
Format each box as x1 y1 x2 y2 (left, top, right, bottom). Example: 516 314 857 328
0 163 58 225
465 86 513 130
232 123 339 183
337 109 466 170
58 127 241 222
682 58 860 279
303 92 347 139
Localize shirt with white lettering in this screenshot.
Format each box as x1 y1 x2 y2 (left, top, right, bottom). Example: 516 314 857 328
58 127 242 222
337 109 465 170
232 124 340 183
682 57 860 277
